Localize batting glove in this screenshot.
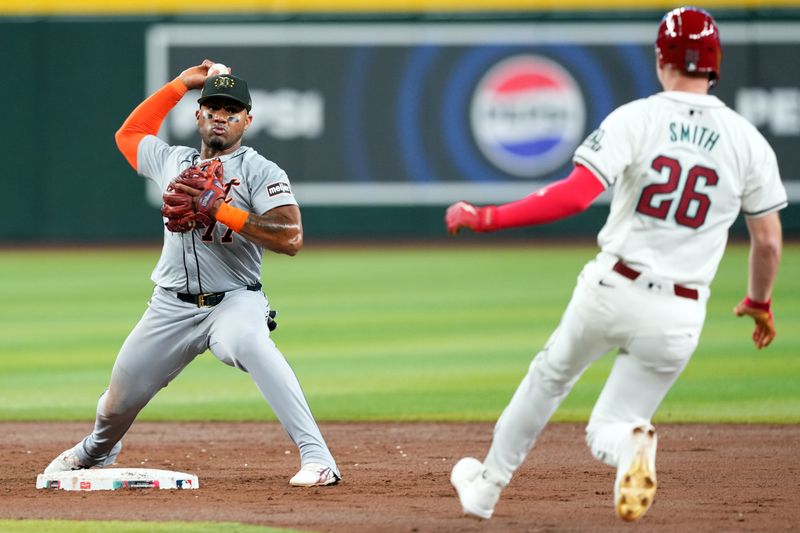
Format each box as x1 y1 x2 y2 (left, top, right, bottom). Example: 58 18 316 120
733 297 775 349
445 201 498 235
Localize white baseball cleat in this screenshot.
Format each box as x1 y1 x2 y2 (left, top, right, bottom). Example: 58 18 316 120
450 457 502 519
289 462 339 487
44 447 90 474
43 441 122 475
615 425 658 522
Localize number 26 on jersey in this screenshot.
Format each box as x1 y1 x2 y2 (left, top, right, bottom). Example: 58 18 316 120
636 155 718 229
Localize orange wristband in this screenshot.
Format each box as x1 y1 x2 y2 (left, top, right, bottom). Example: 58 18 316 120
215 203 249 233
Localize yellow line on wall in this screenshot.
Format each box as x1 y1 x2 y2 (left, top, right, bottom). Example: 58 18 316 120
5 0 800 16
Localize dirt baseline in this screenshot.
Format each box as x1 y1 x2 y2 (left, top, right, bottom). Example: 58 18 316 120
2 422 798 532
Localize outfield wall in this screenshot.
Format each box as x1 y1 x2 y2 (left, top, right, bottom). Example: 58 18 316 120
4 7 799 242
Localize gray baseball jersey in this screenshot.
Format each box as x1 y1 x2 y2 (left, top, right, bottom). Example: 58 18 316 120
138 136 298 293
58 133 339 479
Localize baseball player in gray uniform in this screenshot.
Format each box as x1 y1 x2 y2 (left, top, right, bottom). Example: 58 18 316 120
43 60 340 487
446 7 786 522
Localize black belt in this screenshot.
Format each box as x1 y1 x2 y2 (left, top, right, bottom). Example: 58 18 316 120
176 283 262 307
612 261 698 300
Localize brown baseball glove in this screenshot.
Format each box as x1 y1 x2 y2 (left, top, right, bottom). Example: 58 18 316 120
161 159 227 233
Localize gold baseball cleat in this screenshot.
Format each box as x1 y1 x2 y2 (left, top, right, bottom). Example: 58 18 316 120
616 426 657 522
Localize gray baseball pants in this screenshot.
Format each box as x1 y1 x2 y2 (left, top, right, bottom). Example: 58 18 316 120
73 285 339 477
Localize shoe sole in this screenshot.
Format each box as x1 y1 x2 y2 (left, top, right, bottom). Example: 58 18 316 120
460 501 492 520
289 478 339 487
289 468 340 487
616 430 657 522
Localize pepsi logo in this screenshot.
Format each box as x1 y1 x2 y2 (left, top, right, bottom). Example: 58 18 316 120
471 55 586 178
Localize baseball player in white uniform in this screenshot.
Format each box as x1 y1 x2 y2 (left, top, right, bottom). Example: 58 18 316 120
446 7 786 522
43 60 340 487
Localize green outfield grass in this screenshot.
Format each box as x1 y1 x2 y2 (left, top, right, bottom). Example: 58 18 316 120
0 243 798 423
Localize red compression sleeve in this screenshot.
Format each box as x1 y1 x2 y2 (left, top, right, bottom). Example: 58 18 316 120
114 78 188 171
492 165 606 229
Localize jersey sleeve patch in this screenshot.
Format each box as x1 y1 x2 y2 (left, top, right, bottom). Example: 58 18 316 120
266 181 292 197
580 128 605 153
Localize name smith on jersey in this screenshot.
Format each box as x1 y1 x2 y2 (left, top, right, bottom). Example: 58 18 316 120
669 121 720 152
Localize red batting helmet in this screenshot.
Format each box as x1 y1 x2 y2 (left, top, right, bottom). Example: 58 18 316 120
655 7 722 87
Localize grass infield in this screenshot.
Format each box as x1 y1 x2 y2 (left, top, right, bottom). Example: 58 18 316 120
0 243 797 423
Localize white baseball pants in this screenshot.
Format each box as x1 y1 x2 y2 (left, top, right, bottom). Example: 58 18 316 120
483 252 707 485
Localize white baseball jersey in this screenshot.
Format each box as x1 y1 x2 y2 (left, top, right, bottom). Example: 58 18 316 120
574 91 787 287
137 135 298 293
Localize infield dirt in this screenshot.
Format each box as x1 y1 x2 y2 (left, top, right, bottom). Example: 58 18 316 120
2 422 798 532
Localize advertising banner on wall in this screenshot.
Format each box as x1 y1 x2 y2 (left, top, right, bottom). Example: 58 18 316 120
146 22 800 206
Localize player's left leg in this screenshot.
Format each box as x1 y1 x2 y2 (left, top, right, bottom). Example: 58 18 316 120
586 295 704 521
207 288 340 486
585 339 695 466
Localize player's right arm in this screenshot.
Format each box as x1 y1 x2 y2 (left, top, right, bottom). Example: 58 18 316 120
115 60 215 170
733 212 783 349
445 164 606 234
446 101 640 236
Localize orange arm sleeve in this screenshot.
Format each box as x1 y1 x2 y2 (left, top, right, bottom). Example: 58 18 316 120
114 78 188 171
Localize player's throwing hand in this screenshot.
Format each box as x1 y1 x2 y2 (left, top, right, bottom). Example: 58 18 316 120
178 59 218 90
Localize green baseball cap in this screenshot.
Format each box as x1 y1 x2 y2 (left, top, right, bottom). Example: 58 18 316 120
198 74 252 111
